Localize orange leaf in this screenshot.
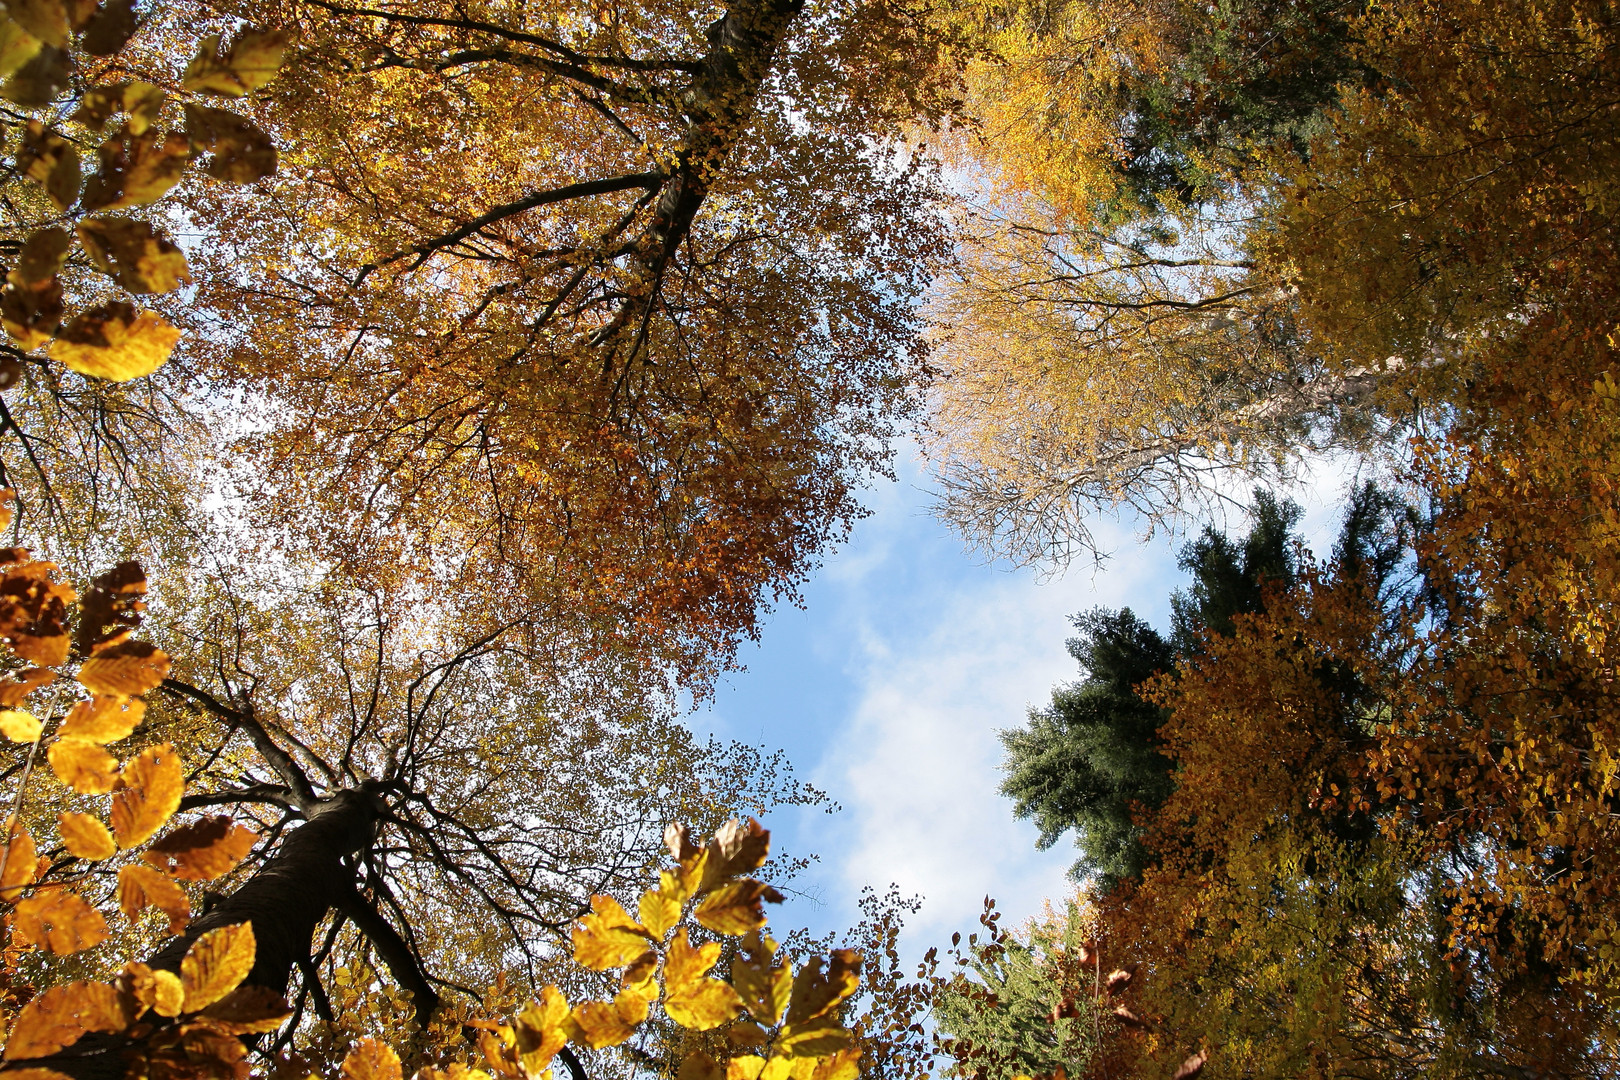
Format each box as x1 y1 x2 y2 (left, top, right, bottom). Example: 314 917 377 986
48 738 119 795
143 816 257 881
181 922 256 1011
0 820 39 900
58 811 116 860
0 667 52 707
342 1037 403 1080
2 980 125 1060
13 887 109 954
117 864 190 934
77 639 169 699
200 985 292 1034
117 961 184 1018
111 742 183 847
57 695 144 744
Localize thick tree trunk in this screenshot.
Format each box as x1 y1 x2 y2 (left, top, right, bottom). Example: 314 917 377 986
30 786 391 1080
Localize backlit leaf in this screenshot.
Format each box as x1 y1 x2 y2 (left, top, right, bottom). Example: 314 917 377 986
143 816 257 880
0 553 75 665
0 19 43 79
679 1051 724 1080
0 708 41 742
571 893 654 971
732 931 792 1026
664 928 743 1030
181 922 256 1011
49 738 118 794
1 820 39 900
0 667 54 707
639 868 686 939
342 1038 403 1080
185 104 276 184
59 811 116 859
694 878 782 936
10 227 69 288
514 985 572 1075
810 1049 861 1080
7 0 68 48
117 864 190 934
13 887 109 954
76 217 190 293
2 980 125 1060
183 30 288 97
117 961 184 1017
784 950 860 1026
726 1057 765 1080
571 995 641 1049
111 742 183 847
78 638 170 698
74 560 146 656
51 302 179 382
776 1016 856 1059
200 985 292 1034
80 130 192 211
58 695 144 743
4 44 70 109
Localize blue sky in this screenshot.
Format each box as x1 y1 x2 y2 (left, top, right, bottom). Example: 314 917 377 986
697 446 1357 958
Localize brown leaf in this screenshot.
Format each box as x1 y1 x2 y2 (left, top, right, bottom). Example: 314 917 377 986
184 104 275 184
13 887 109 954
679 1051 724 1080
50 301 178 382
181 922 256 1011
75 217 190 292
0 273 63 350
144 816 257 881
80 0 136 55
79 637 170 699
117 863 190 935
1173 1052 1207 1080
7 0 67 48
0 667 55 707
711 818 771 878
776 1016 856 1059
117 961 183 1017
111 742 183 847
810 1049 862 1080
784 950 861 1026
0 553 75 665
2 980 125 1060
74 560 145 656
199 985 291 1034
1105 968 1132 995
341 1038 403 1080
10 227 70 288
48 738 118 794
57 694 145 743
4 45 71 109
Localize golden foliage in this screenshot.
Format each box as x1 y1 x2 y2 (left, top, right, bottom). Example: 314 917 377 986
179 922 257 1011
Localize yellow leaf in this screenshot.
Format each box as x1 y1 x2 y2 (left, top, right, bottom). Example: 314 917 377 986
181 922 257 1011
571 995 641 1049
48 738 119 794
1 820 39 900
76 218 190 292
117 962 184 1018
15 121 78 210
727 1057 765 1080
776 1017 856 1059
784 951 861 1026
664 929 743 1030
78 638 170 698
182 30 288 97
621 950 659 1001
571 893 654 971
810 1049 861 1080
759 1060 793 1080
13 887 109 954
117 863 190 935
0 708 41 742
342 1038 403 1080
143 816 257 881
58 695 144 743
2 980 126 1060
111 742 183 847
51 302 178 382
639 869 686 939
80 130 192 211
694 878 782 936
6 0 66 48
0 19 43 79
514 985 572 1075
733 932 793 1026
59 811 116 860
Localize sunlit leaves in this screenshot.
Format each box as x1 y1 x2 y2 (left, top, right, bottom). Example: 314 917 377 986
0 550 74 666
57 695 144 743
180 922 256 1011
58 811 115 859
664 928 744 1030
182 30 287 97
81 130 192 210
48 738 117 794
110 742 182 847
695 878 782 935
0 709 41 742
733 931 793 1025
50 302 179 382
13 887 108 953
117 864 190 934
0 820 40 900
2 980 125 1059
118 962 183 1018
571 893 654 971
76 638 170 697
185 104 276 183
513 985 572 1075
342 1038 405 1080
